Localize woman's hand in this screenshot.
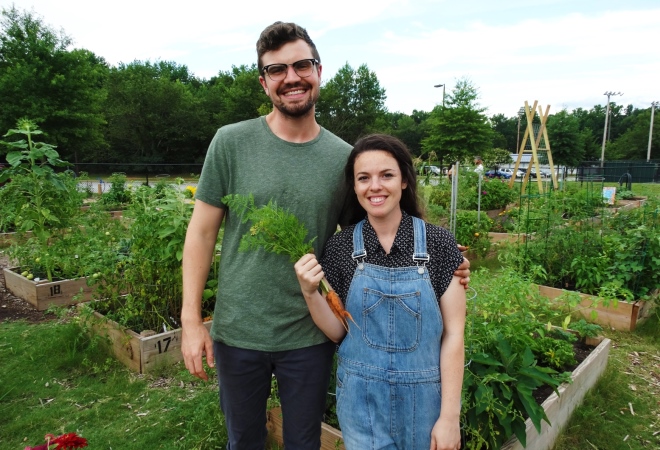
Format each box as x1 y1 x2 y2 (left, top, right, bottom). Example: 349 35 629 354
453 255 470 289
293 254 347 343
294 253 325 298
429 417 461 450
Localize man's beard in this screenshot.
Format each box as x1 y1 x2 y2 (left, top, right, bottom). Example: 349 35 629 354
273 83 319 118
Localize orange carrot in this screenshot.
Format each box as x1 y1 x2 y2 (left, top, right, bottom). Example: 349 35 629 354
320 278 355 331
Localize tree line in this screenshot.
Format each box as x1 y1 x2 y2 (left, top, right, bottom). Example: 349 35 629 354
1 6 658 172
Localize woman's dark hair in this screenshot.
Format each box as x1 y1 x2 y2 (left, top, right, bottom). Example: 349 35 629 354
344 134 425 224
256 22 320 74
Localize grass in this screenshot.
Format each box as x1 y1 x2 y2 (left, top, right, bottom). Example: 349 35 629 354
1 280 657 449
0 314 227 449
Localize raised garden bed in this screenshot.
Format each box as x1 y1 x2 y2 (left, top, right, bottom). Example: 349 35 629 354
501 337 611 450
267 406 344 450
81 305 213 374
266 338 611 450
488 232 527 244
3 267 94 310
0 231 32 247
537 284 653 331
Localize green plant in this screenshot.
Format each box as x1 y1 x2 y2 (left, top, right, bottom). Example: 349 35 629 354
91 182 218 332
0 119 84 237
615 188 635 200
454 210 493 258
7 207 125 281
502 198 660 301
456 268 578 448
475 178 517 210
569 319 602 341
462 334 564 449
98 172 132 209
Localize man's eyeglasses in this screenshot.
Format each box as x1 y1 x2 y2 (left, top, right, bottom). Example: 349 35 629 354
262 59 319 81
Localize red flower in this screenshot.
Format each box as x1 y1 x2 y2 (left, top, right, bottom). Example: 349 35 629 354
25 433 88 450
52 433 88 449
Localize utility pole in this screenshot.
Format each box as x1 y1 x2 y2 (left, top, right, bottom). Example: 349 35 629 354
600 91 623 168
516 107 525 152
648 101 659 162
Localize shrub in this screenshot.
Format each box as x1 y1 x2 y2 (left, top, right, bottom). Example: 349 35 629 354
455 210 493 258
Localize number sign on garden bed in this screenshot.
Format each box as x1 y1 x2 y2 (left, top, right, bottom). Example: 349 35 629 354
3 267 94 311
81 306 213 374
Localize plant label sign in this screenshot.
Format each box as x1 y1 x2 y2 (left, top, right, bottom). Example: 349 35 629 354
602 187 616 205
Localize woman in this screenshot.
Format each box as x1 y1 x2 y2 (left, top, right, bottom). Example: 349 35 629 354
295 134 466 450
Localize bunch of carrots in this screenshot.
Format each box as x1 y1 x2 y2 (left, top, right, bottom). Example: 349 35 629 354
222 194 354 330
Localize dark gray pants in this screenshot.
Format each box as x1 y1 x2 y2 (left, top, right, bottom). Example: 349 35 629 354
214 340 335 450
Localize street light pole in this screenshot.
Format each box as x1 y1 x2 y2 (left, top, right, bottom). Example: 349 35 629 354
516 107 525 152
648 101 659 162
434 84 445 107
600 91 623 168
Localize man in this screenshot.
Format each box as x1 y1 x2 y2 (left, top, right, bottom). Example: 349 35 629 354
181 21 470 450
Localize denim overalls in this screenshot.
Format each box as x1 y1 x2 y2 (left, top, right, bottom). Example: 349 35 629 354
336 217 444 450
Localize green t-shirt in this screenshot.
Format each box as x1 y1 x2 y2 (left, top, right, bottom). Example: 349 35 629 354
196 117 352 351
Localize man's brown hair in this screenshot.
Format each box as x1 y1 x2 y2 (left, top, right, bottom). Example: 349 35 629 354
256 22 320 74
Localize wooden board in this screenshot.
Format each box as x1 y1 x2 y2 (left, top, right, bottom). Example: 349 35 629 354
501 338 611 450
84 307 213 374
0 231 32 247
537 284 650 331
267 406 344 450
488 232 527 244
4 267 94 310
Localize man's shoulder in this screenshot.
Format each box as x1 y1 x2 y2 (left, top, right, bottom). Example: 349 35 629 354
319 127 352 151
217 117 263 136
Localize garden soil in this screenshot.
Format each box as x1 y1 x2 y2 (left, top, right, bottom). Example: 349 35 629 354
0 254 55 323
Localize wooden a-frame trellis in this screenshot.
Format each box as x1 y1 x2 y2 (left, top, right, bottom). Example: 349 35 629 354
509 101 558 193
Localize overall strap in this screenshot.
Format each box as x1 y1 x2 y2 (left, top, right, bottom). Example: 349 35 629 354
351 220 367 261
412 217 430 264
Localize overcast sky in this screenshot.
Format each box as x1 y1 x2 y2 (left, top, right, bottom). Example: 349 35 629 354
6 0 660 117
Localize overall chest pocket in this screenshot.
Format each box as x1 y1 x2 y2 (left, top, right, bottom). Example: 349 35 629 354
362 288 421 352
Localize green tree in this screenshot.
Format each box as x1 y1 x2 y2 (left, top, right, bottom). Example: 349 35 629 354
546 110 585 168
421 77 492 168
607 107 660 160
103 60 209 164
483 147 513 169
202 64 269 131
490 113 519 152
377 110 429 157
316 63 387 144
0 6 108 163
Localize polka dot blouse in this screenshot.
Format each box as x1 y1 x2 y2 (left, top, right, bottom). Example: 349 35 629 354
319 211 465 306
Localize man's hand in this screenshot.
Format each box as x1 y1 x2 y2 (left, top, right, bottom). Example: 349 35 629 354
454 248 470 290
181 322 215 381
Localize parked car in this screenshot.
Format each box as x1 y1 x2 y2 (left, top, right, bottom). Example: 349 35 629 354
485 169 512 179
499 168 515 178
530 168 551 179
